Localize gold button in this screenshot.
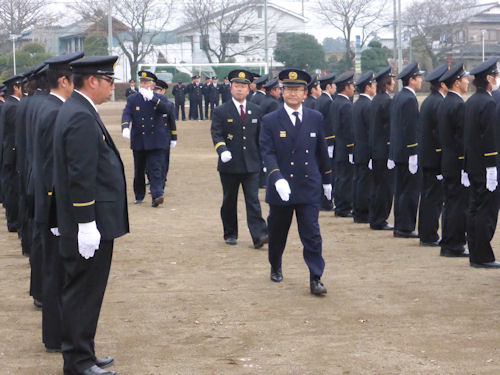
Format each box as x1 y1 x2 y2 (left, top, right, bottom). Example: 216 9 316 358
243 146 246 150
142 132 145 134
243 136 246 140
152 125 154 128
290 174 294 178
150 117 153 120
152 131 154 134
142 125 144 127
243 126 246 130
305 174 308 178
305 162 308 165
306 150 309 154
291 162 294 166
142 118 144 120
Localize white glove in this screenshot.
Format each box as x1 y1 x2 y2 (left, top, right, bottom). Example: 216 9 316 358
275 178 291 201
348 154 354 164
461 170 470 187
323 184 332 200
408 154 418 174
387 159 395 169
139 87 154 101
220 151 232 163
486 167 498 192
327 145 334 158
122 127 130 139
50 228 60 237
368 159 372 170
170 140 177 148
77 221 101 259
436 174 443 181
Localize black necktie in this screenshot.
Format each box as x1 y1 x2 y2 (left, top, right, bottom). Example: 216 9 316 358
293 111 301 127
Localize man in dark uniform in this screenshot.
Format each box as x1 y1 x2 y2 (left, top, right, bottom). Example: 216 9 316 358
202 76 211 119
250 75 268 106
352 71 375 223
153 79 177 191
0 84 5 204
260 77 281 115
389 62 424 238
33 51 83 353
221 76 232 103
369 66 395 231
172 80 186 120
303 76 321 109
187 75 203 120
328 71 355 217
417 63 448 246
0 74 23 233
53 55 128 375
210 69 268 248
208 76 221 119
464 58 500 268
315 73 336 211
121 70 174 207
260 68 332 295
246 79 257 102
125 79 136 97
437 62 470 258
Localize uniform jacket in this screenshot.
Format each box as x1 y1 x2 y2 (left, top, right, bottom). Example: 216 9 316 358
210 99 262 174
464 89 498 176
221 83 231 103
53 91 129 239
187 83 203 101
303 95 316 109
121 92 173 151
125 87 136 97
14 94 31 177
0 96 20 167
389 87 419 163
438 91 465 178
418 91 444 171
316 92 336 147
260 95 280 116
260 106 332 205
172 84 186 104
352 94 371 164
158 94 177 146
328 94 354 162
208 83 221 103
369 92 392 161
33 94 62 224
250 91 266 106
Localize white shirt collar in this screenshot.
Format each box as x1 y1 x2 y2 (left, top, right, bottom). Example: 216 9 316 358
360 93 372 101
337 93 350 100
322 91 332 100
10 95 20 101
487 90 492 96
258 90 266 95
404 86 416 96
50 92 66 103
232 97 246 113
284 103 302 126
448 90 463 99
439 91 446 98
74 89 98 113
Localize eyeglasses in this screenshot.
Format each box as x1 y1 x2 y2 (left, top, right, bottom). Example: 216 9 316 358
98 75 115 85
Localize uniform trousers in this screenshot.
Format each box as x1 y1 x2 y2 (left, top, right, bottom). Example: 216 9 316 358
133 149 165 201
268 203 324 279
1 164 18 231
320 156 334 210
219 172 267 244
441 175 468 251
204 96 210 119
40 223 63 350
59 237 113 375
162 148 170 189
17 176 31 254
353 163 371 221
175 101 185 120
189 99 203 120
334 160 353 215
393 163 419 232
209 99 219 119
369 159 394 229
29 224 43 302
417 168 443 242
467 175 498 264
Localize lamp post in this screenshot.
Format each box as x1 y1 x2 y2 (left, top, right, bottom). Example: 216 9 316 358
10 34 19 75
108 0 115 101
481 29 486 62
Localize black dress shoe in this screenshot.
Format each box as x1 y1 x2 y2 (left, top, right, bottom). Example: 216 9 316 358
353 217 369 224
254 235 269 249
393 230 419 238
335 211 353 217
152 196 164 207
33 299 42 309
370 223 394 230
470 260 500 268
440 248 470 257
96 357 114 369
420 239 441 247
133 199 143 204
310 278 327 295
270 267 283 282
81 365 116 375
225 237 237 245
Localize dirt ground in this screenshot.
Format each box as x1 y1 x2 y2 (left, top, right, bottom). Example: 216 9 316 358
1 100 500 375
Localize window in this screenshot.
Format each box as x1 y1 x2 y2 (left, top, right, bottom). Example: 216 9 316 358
200 35 209 50
221 32 239 44
244 36 253 43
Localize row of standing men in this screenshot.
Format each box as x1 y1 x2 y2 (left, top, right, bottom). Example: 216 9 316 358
0 53 128 375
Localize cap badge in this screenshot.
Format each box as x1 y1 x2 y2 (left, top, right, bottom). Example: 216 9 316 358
141 72 147 78
289 71 298 80
238 72 246 79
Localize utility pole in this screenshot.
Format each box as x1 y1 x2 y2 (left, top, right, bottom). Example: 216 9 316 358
11 35 17 75
393 0 397 89
397 0 403 91
264 0 269 74
108 0 115 101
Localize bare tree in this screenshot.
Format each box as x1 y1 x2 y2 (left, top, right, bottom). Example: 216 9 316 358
182 0 280 63
316 0 388 69
0 0 51 35
69 0 173 79
404 0 477 65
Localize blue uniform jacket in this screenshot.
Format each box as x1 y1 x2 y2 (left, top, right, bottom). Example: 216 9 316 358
260 106 332 206
121 92 172 151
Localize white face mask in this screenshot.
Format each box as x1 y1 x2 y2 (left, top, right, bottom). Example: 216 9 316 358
493 77 500 91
